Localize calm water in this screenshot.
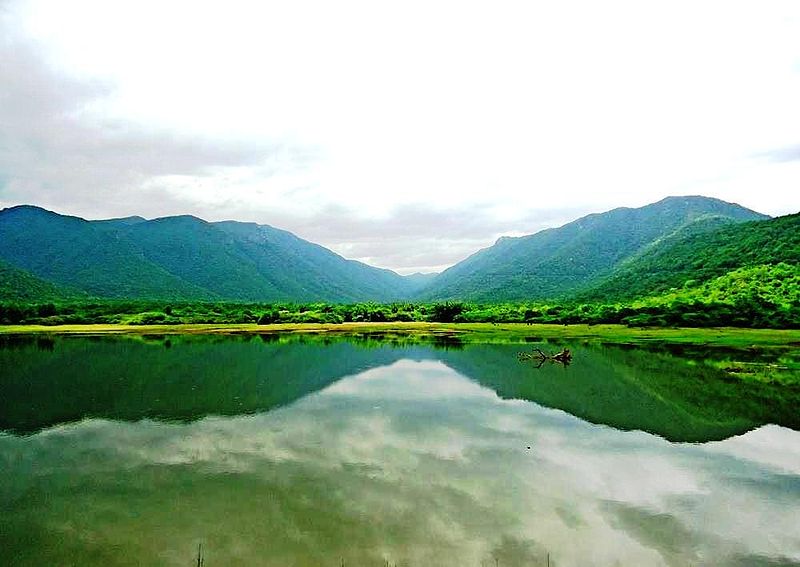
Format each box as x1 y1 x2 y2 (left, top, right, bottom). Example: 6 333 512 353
1 334 799 566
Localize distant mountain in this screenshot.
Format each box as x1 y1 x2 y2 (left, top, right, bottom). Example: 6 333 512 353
0 206 420 302
580 212 800 301
402 272 439 292
417 196 769 302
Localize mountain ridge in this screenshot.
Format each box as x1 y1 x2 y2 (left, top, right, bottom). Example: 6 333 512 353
0 197 783 303
417 196 769 302
0 205 420 302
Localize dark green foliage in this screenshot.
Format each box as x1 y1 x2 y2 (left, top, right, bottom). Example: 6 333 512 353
418 196 767 302
430 302 466 322
258 309 281 324
583 213 800 301
3 276 797 328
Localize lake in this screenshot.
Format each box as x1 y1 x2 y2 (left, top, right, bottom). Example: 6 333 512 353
1 333 799 566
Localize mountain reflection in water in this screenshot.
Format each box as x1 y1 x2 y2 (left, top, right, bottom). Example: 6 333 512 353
1 334 798 566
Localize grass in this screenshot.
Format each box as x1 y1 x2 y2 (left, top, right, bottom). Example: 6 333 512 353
1 322 798 349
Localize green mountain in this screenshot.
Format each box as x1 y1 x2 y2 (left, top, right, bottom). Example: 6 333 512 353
0 205 420 302
418 196 769 302
211 220 416 301
0 199 784 304
119 216 284 301
0 258 83 302
0 206 212 300
581 212 800 302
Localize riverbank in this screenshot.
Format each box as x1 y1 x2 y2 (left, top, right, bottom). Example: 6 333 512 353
1 322 799 349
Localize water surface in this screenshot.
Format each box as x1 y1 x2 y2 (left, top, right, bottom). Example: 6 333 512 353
1 334 798 566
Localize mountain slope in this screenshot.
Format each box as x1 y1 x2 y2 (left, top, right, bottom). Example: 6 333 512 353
213 221 416 302
0 198 779 304
418 196 768 302
0 205 421 302
0 206 216 299
118 216 284 301
582 212 800 301
0 258 84 302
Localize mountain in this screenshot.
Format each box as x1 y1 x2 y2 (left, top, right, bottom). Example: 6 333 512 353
0 206 420 302
211 220 415 301
581 212 800 302
92 215 147 230
0 206 212 300
402 272 439 292
0 198 781 304
0 258 83 302
417 196 769 302
118 215 285 300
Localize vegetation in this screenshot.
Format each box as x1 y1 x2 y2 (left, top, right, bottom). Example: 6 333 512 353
1 267 798 331
582 212 800 301
1 200 797 329
0 198 774 305
418 196 767 302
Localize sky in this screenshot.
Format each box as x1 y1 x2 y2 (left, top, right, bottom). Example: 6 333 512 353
1 0 799 274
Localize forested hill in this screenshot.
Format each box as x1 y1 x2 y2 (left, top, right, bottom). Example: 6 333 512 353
580 212 800 302
0 206 419 302
0 258 84 302
417 196 768 302
0 198 787 305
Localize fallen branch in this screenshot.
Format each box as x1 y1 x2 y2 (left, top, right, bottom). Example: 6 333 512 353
518 347 572 366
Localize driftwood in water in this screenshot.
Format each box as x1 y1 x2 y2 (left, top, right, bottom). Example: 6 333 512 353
518 347 572 367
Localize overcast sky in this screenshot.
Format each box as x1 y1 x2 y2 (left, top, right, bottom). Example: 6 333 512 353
1 1 799 273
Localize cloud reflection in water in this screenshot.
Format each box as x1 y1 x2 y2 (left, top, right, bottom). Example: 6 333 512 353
1 359 798 566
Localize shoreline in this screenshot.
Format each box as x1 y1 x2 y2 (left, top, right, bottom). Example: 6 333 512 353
1 322 798 348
